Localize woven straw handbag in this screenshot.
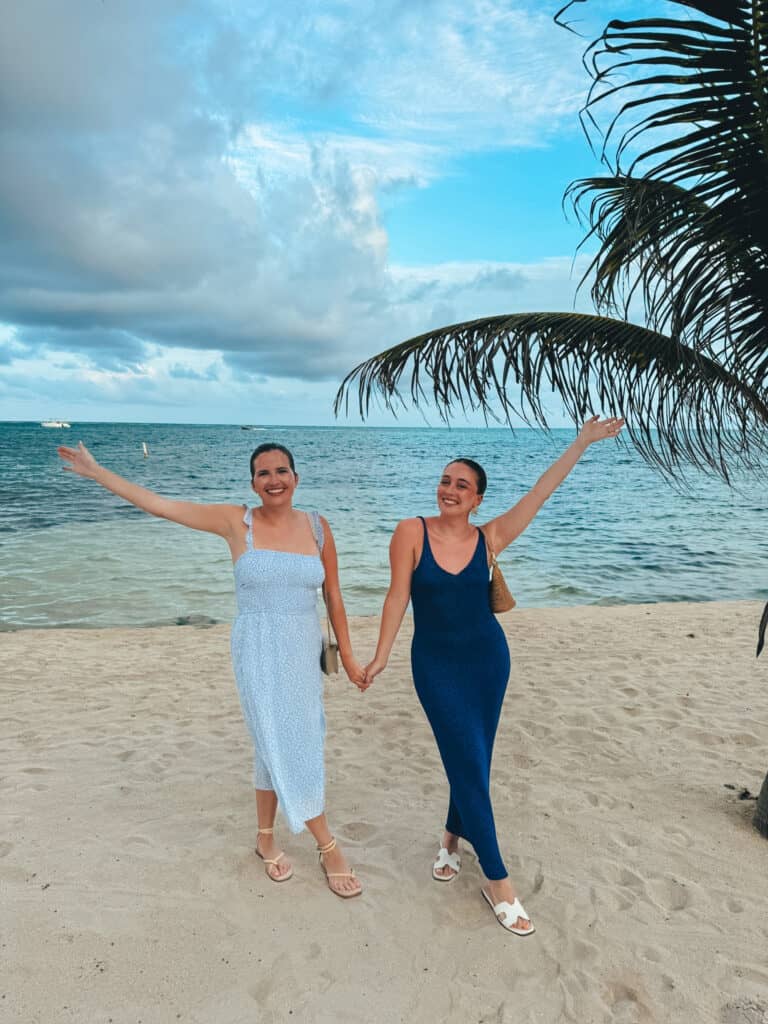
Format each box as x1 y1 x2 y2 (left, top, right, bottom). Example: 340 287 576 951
484 533 516 613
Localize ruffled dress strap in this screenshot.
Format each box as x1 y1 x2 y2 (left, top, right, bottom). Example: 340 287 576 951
308 511 324 553
242 505 253 549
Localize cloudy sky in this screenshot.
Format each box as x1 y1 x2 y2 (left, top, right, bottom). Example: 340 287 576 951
1 0 659 425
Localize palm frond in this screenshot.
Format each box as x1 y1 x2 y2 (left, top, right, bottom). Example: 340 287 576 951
334 312 768 482
567 175 768 379
557 1 768 378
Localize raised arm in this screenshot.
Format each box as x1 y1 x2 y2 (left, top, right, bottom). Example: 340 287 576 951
318 516 366 691
483 416 624 554
57 441 240 538
364 518 419 684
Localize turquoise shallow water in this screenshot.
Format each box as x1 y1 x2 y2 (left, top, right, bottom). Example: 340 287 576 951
1 421 766 629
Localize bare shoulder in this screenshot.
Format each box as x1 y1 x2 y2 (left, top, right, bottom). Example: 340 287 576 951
223 502 249 529
476 517 499 547
394 517 422 536
391 517 422 550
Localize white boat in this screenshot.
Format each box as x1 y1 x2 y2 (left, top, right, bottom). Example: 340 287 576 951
40 419 71 428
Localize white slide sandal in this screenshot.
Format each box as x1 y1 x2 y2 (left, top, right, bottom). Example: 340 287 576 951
481 888 535 936
432 846 461 881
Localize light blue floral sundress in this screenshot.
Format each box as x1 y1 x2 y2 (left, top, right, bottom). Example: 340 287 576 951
230 507 326 833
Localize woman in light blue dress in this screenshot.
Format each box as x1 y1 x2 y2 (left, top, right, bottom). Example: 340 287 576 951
57 440 365 898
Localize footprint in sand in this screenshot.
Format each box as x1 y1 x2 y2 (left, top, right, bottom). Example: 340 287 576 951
648 876 691 913
339 821 377 842
608 831 642 850
605 980 652 1024
720 1000 768 1024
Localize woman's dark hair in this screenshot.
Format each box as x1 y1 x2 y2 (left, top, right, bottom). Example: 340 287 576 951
450 457 487 495
250 443 296 479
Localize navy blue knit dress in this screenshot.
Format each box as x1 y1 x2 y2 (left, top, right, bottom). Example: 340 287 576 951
410 517 511 880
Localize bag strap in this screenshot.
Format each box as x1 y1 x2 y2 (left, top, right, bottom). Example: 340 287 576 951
308 512 336 645
479 528 497 581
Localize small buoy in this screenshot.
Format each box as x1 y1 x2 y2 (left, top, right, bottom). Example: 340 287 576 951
142 442 149 458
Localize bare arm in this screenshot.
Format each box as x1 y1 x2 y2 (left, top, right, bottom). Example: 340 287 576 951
365 519 418 683
483 416 624 554
57 441 240 538
319 517 366 690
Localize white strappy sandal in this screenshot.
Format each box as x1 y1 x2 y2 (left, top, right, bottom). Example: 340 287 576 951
432 845 461 882
255 827 293 882
481 888 535 936
317 837 362 899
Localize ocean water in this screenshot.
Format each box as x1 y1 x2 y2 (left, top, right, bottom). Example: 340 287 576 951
1 420 766 630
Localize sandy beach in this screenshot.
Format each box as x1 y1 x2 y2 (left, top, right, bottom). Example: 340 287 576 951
3 601 768 1024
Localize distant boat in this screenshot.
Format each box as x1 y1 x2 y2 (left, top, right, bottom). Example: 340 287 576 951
240 425 267 431
40 419 71 428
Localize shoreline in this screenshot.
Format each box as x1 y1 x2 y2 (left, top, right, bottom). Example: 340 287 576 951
4 599 768 1023
1 595 766 634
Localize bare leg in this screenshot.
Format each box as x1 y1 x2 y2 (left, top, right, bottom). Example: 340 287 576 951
254 789 292 880
305 812 362 897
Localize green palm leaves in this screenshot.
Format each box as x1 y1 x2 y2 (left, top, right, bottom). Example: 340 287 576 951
335 1 768 480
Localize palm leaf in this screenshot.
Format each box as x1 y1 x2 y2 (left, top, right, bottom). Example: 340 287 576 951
558 1 768 376
567 175 768 379
334 312 768 482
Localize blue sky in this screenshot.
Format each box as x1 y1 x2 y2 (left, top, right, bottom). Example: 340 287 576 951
0 0 668 426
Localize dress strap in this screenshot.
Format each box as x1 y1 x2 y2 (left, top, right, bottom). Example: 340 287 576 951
418 515 431 550
308 510 324 553
416 516 433 567
242 505 253 550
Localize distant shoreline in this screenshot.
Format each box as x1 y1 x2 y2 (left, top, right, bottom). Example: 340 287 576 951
1 598 763 634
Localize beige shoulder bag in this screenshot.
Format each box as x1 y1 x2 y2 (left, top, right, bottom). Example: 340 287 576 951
310 512 340 674
482 531 516 613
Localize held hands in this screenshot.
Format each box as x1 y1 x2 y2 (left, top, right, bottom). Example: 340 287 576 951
363 658 386 688
57 441 101 479
342 655 385 693
578 415 625 447
342 654 369 692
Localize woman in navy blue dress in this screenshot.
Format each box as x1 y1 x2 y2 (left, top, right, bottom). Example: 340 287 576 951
364 416 624 934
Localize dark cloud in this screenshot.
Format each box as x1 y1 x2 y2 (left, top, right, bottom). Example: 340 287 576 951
14 327 149 371
0 0 404 382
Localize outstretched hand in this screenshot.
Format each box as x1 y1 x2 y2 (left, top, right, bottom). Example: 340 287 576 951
57 441 101 479
578 415 625 446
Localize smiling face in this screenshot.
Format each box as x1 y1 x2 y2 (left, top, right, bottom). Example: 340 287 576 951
437 461 483 517
251 449 298 507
